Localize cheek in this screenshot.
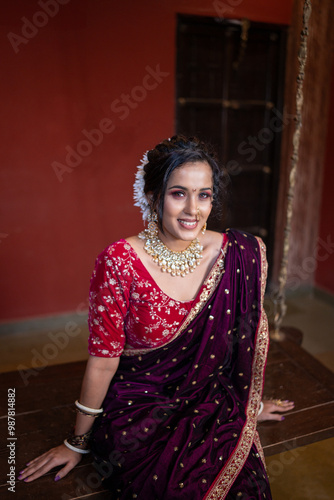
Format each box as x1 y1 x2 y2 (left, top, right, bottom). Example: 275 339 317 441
163 197 183 214
161 203 176 225
203 200 213 214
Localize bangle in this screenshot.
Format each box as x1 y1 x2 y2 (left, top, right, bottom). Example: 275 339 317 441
75 400 103 414
68 430 92 447
64 439 90 454
76 407 99 418
258 402 264 415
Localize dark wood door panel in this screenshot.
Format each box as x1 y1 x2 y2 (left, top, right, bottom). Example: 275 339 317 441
176 15 287 280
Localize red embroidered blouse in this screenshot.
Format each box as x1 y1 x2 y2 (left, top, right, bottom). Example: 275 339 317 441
88 237 226 357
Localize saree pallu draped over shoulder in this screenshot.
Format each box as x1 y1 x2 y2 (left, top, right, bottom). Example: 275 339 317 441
90 230 271 500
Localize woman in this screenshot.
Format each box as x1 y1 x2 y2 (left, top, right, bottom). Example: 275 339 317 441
19 136 293 498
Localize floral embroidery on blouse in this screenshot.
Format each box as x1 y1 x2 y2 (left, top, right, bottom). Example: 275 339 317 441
88 240 193 358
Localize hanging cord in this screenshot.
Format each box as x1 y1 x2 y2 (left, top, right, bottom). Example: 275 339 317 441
233 18 251 71
273 0 312 336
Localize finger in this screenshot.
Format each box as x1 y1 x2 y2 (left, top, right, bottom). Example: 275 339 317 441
54 461 78 482
18 456 52 480
267 401 294 410
21 458 60 483
270 399 294 407
274 406 294 413
19 462 52 482
265 413 285 422
19 450 68 482
273 401 295 410
25 449 55 467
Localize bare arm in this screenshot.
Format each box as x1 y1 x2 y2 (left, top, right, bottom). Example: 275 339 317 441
74 355 119 435
18 355 119 483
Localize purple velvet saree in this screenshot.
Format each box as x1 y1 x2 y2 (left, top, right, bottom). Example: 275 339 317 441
90 229 271 499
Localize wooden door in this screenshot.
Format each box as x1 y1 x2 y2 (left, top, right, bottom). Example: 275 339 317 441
176 15 287 279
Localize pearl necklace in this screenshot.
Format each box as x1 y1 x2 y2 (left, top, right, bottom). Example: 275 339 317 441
139 229 203 277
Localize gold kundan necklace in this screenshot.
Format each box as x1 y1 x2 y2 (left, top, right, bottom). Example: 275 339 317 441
139 229 203 277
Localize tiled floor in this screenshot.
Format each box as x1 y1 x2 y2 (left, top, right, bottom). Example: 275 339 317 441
1 292 333 498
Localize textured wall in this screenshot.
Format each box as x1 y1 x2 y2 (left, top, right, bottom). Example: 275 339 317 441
1 0 294 321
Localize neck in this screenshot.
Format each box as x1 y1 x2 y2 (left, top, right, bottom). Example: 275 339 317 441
158 231 199 252
139 228 204 276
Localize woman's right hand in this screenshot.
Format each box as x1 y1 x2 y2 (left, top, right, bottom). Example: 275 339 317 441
18 443 83 483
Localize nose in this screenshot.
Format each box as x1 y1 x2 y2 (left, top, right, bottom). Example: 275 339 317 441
184 194 197 216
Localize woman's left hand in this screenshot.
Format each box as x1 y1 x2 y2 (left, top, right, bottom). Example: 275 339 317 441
257 399 295 422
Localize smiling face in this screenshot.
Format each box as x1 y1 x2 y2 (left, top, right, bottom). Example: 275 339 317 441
159 161 213 250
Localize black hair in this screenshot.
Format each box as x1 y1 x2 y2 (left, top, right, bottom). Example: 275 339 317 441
143 135 227 229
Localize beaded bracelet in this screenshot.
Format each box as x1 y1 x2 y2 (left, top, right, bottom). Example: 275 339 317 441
68 429 92 446
64 439 90 454
75 400 103 414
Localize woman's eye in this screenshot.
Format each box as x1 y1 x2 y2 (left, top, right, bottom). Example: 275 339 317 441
199 192 212 199
171 191 185 198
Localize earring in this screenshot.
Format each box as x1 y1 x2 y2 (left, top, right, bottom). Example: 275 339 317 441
201 222 207 235
147 210 158 237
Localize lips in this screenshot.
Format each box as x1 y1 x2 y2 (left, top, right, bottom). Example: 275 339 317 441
178 219 198 229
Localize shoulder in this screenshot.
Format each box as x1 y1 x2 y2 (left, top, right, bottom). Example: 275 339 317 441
124 235 143 253
91 240 137 291
225 229 267 273
93 239 136 271
99 239 133 258
202 230 225 250
226 228 264 249
200 230 226 269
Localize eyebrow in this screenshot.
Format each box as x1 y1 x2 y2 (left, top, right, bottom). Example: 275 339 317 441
168 185 213 191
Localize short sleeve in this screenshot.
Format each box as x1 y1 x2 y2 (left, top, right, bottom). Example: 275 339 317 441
88 245 130 357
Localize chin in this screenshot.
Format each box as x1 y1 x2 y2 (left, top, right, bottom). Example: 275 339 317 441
161 222 202 246
177 221 201 237
176 229 201 241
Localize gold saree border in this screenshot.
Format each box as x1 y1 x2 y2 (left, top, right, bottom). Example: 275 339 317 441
122 240 228 357
204 237 269 500
254 431 266 468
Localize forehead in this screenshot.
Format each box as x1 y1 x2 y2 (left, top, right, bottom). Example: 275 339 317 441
167 161 213 187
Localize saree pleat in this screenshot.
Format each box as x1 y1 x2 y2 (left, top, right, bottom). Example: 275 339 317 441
90 229 271 500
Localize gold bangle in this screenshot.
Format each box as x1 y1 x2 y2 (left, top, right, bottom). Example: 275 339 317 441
67 430 92 447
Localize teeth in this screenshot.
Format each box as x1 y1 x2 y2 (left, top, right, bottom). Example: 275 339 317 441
179 220 196 227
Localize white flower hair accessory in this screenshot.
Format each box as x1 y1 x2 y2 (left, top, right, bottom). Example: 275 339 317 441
133 151 150 221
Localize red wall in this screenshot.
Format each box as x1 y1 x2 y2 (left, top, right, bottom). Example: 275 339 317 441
315 59 334 294
0 0 293 321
